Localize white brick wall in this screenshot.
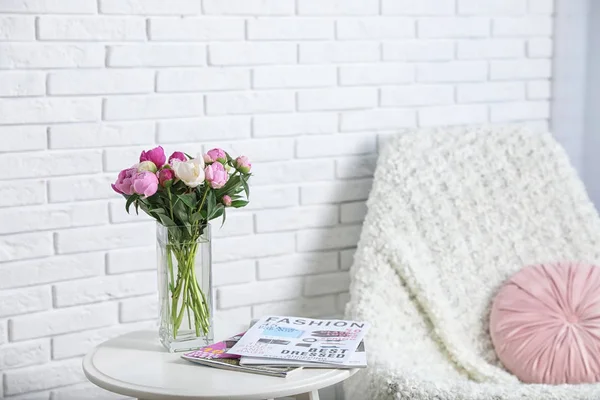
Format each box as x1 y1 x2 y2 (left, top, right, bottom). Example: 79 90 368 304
0 0 554 398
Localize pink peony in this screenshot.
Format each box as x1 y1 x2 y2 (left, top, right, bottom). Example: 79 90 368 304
235 156 251 174
222 195 232 207
132 171 159 198
111 167 137 195
157 168 175 187
168 151 186 165
140 146 166 168
205 148 227 163
204 162 229 189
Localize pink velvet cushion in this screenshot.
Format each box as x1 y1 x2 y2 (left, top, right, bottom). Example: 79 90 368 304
490 262 600 384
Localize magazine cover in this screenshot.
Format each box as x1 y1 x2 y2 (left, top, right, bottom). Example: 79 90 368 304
240 341 367 368
181 332 300 378
228 316 370 365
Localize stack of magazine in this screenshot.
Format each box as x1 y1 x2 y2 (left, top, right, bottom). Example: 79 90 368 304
181 315 370 378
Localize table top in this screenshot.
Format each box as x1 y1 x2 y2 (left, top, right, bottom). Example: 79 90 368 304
83 330 357 400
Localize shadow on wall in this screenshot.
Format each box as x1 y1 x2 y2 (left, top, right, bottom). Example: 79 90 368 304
301 160 378 247
302 142 379 400
300 141 379 317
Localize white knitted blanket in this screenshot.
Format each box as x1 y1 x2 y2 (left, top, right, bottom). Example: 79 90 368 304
345 126 600 400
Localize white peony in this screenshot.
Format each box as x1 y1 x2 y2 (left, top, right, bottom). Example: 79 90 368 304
171 157 205 188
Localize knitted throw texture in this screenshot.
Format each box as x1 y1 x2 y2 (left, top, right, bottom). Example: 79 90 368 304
344 126 600 400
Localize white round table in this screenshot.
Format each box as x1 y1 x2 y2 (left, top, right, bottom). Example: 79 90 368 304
83 330 358 400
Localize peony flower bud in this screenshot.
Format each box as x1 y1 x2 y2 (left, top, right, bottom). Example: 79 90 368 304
204 162 229 189
140 146 166 168
206 148 227 164
111 167 137 195
132 171 159 198
203 153 213 164
157 168 175 187
235 156 252 174
171 157 206 188
137 160 157 173
168 151 186 165
222 195 232 207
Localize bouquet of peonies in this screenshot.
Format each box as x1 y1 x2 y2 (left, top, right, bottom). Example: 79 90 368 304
111 146 251 339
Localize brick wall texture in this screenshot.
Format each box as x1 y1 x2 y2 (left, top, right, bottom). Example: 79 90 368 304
0 0 553 398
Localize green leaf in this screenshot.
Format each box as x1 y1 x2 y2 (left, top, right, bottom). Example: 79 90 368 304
241 176 250 199
177 194 195 209
125 195 137 214
231 200 249 208
175 208 187 224
184 152 194 159
168 226 182 243
134 199 160 223
138 199 148 212
156 191 170 204
190 212 204 224
215 175 240 197
206 190 215 220
221 207 227 227
148 213 162 223
158 214 176 227
230 185 244 196
174 201 189 224
211 205 224 220
171 180 186 192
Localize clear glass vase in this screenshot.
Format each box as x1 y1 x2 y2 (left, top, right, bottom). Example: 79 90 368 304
157 223 213 352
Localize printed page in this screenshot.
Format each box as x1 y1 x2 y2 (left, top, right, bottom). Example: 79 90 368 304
181 331 301 378
239 341 367 368
228 316 369 364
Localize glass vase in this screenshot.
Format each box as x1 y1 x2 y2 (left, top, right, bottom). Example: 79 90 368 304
157 223 213 352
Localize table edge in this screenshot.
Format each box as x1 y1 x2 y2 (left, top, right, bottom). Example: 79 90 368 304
83 345 358 400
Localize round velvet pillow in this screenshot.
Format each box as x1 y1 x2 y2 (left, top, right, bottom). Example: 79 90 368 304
490 262 600 384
